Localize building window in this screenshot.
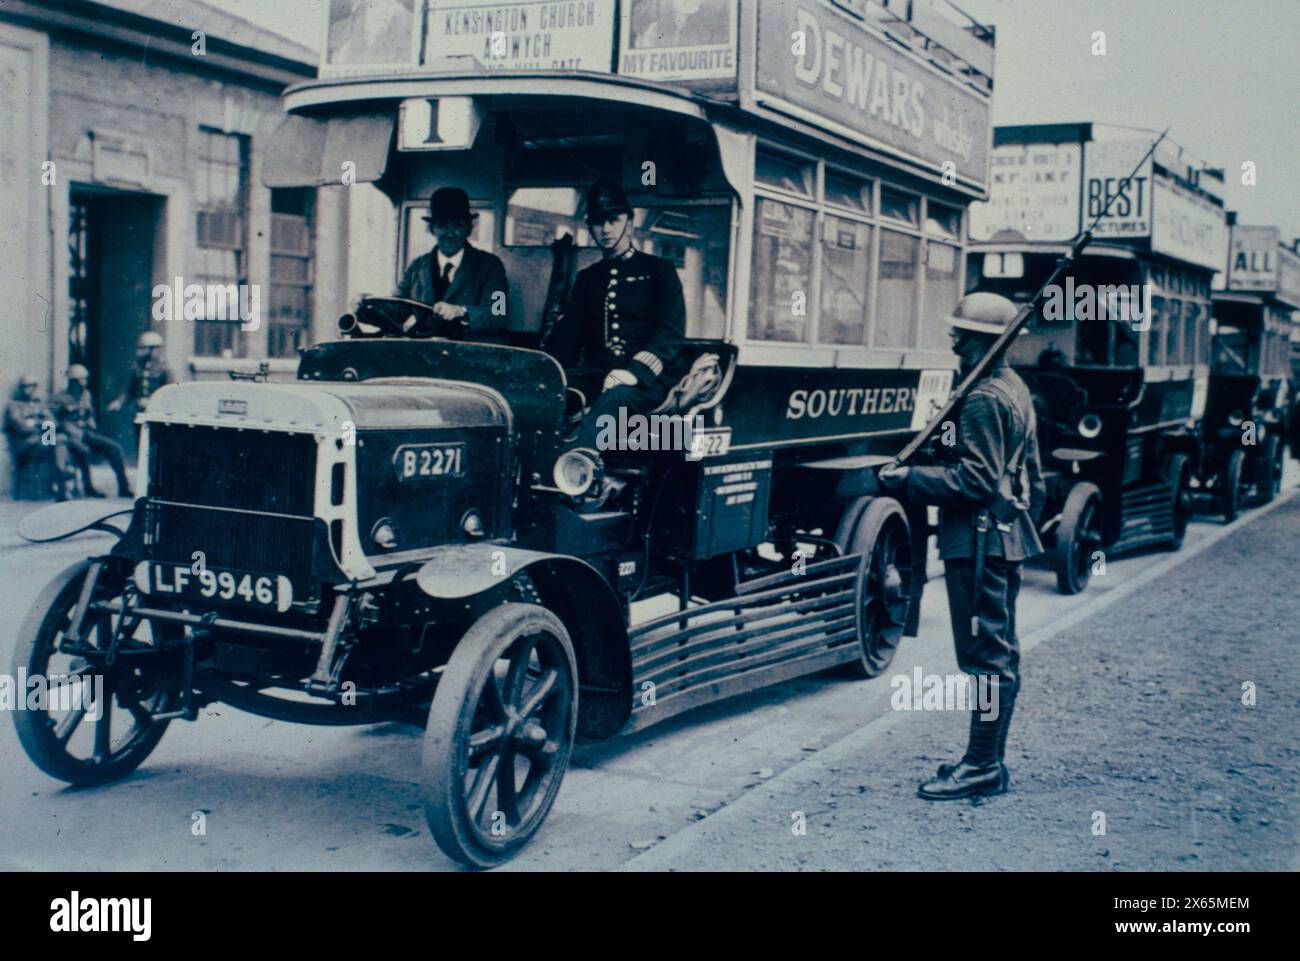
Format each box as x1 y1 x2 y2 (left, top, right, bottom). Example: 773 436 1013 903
749 197 816 342
269 188 315 358
194 129 250 357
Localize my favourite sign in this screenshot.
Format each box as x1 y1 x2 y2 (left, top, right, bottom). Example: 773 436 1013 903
619 0 738 82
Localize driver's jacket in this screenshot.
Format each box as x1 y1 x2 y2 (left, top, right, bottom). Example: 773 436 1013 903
904 362 1045 562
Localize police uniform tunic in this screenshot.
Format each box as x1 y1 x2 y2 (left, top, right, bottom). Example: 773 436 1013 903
546 249 686 397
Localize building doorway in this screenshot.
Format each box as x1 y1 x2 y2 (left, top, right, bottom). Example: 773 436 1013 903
68 187 165 456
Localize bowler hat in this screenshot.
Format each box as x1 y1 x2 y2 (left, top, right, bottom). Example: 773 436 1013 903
586 178 632 223
424 187 475 225
946 292 1021 336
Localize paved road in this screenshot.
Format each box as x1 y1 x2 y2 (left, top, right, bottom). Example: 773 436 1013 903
624 489 1300 871
0 462 1296 871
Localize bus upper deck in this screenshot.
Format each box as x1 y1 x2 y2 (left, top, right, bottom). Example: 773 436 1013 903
265 0 996 386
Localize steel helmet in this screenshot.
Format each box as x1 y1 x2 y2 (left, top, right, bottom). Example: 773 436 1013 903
138 331 164 348
946 292 1020 336
67 363 90 381
17 373 38 387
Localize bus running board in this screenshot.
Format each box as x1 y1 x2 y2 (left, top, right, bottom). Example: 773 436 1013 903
623 554 865 733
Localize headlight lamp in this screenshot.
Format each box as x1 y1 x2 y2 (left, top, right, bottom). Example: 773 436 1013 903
553 448 602 498
1077 414 1103 439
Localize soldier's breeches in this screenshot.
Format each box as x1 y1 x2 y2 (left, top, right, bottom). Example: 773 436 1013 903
943 556 1022 687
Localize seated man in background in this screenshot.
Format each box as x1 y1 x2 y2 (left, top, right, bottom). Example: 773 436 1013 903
54 364 131 498
397 187 509 341
5 375 70 501
543 178 686 454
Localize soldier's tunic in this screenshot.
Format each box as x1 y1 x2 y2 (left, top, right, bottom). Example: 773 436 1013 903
904 360 1044 687
545 248 686 449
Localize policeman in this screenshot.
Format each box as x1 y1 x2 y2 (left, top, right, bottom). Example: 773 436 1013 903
878 292 1044 800
55 364 132 498
544 178 686 453
4 375 69 501
396 187 509 340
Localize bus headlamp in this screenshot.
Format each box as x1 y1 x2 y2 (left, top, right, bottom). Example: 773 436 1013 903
1077 414 1103 439
553 448 602 498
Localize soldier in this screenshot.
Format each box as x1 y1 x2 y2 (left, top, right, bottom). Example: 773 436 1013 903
108 331 173 420
544 178 686 454
4 375 69 501
878 292 1044 800
55 364 132 498
397 187 509 340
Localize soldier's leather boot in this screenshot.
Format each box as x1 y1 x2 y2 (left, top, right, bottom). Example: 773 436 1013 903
920 679 1014 800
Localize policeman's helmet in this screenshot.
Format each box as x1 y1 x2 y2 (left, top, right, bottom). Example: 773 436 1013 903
138 331 164 349
945 292 1020 337
585 178 632 224
67 364 90 382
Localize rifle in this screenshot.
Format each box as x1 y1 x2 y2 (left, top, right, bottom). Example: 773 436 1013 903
892 127 1169 467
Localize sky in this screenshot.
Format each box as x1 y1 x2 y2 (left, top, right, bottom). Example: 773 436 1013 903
222 0 1299 238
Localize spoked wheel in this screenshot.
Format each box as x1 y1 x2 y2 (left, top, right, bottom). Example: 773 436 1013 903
1165 453 1194 549
12 561 181 786
1052 482 1103 595
422 604 578 868
1255 436 1283 504
1222 449 1246 523
838 497 912 678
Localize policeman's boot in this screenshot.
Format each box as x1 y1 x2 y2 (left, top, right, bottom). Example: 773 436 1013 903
918 679 1010 800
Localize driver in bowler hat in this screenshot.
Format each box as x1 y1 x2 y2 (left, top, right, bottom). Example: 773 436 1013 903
397 187 510 340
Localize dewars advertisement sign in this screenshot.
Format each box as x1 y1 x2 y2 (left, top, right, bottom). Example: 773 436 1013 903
969 142 1082 242
754 2 991 189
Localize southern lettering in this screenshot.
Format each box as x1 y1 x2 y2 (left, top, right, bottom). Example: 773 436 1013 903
785 387 916 420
